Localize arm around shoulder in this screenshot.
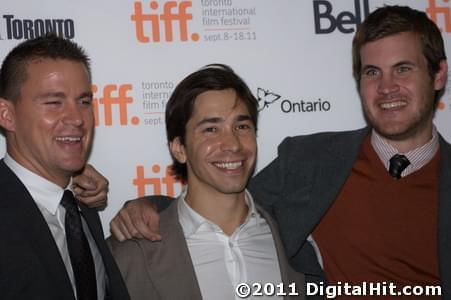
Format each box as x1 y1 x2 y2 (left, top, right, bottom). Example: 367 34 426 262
249 136 299 212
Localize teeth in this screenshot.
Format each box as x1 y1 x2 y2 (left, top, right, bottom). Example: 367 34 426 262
380 101 406 110
214 161 243 170
55 137 81 142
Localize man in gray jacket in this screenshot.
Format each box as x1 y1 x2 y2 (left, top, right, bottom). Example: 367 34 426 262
108 64 304 299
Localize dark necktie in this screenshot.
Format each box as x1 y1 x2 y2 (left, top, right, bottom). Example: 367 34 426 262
61 190 98 300
388 154 410 179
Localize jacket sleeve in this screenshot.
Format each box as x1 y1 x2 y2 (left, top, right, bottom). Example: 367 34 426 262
143 195 175 212
249 136 296 216
107 237 159 300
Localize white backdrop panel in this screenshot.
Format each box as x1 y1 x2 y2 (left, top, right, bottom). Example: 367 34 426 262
1 0 450 235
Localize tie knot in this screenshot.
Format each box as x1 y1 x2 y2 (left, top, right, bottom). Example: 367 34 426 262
389 154 410 179
61 190 78 214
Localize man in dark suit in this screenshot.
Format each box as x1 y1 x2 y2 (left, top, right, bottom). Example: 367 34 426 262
108 64 305 299
111 5 450 299
0 35 129 300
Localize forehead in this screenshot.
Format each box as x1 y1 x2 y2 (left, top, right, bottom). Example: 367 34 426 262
360 32 424 66
21 58 90 91
25 58 89 78
190 89 250 120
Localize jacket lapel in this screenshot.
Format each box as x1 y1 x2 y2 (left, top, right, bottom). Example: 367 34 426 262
80 205 130 300
257 204 305 299
148 201 203 299
304 128 369 238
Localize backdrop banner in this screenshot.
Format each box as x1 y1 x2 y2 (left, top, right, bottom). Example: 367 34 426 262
1 0 450 234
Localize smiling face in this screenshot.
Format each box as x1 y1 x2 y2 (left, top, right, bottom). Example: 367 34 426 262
359 32 447 150
0 58 94 187
170 89 257 199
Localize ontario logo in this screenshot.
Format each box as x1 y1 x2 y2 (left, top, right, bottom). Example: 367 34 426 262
257 88 281 111
131 0 199 43
257 87 331 113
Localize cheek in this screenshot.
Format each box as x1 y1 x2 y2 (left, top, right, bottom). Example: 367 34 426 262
360 82 376 99
417 81 435 99
31 108 61 127
241 136 257 153
185 137 219 161
83 109 95 122
360 92 377 112
200 139 221 156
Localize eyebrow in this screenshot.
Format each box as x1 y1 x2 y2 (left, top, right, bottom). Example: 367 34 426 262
194 117 222 129
35 91 93 101
392 60 416 68
194 114 252 128
35 91 66 100
77 91 93 100
361 64 379 71
362 60 415 71
236 115 252 122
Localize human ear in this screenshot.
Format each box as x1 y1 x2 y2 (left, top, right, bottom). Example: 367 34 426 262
0 99 16 132
169 137 187 163
434 59 448 91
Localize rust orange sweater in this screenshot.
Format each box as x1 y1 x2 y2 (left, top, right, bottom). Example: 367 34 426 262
312 136 440 297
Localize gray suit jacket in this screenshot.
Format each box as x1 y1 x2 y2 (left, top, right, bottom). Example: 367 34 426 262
108 199 305 299
249 127 451 299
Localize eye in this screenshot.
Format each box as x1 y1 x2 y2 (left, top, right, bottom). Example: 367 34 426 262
235 122 255 134
80 97 92 106
44 100 62 106
396 65 412 74
236 123 251 130
363 68 380 78
202 126 217 133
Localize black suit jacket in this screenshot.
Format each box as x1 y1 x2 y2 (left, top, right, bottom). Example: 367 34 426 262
0 160 130 300
249 127 451 299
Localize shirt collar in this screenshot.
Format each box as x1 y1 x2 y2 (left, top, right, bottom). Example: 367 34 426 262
177 188 258 238
4 153 70 215
370 127 439 176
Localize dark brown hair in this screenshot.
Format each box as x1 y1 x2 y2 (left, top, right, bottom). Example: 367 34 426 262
0 34 91 102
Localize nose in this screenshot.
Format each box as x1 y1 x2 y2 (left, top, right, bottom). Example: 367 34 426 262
220 129 242 152
62 101 84 127
377 74 399 95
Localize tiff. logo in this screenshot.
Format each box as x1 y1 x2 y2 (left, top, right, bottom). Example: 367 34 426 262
133 164 184 197
426 0 451 32
131 1 199 43
93 84 140 126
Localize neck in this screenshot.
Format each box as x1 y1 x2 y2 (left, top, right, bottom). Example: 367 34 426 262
185 187 248 236
378 123 434 153
7 147 70 188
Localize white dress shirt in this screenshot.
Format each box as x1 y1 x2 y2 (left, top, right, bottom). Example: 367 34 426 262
4 154 106 300
177 189 283 299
